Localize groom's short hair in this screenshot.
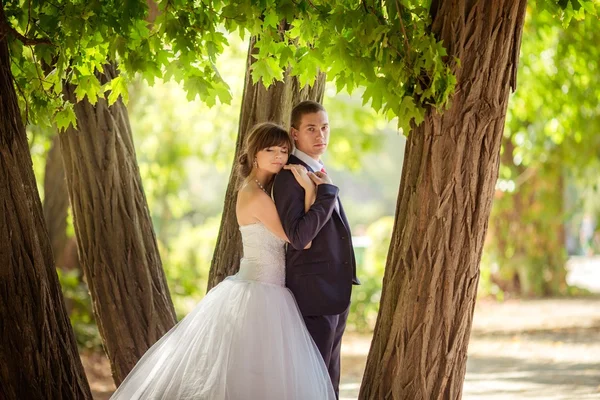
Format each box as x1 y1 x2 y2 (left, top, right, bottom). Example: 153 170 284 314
291 101 326 130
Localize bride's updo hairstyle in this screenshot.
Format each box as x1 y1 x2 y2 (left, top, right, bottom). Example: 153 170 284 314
237 122 292 178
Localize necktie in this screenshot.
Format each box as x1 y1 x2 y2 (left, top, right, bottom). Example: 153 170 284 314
320 166 327 174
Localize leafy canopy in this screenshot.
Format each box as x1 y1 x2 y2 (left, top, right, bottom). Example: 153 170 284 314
2 0 596 134
502 1 600 183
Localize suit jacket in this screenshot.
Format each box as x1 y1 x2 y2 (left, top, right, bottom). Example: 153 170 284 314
273 154 360 316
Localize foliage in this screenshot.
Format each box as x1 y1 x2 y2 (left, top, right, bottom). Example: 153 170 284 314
482 3 600 296
486 162 568 296
26 124 54 197
225 0 456 134
4 0 595 133
349 216 395 332
505 6 600 170
329 130 405 228
162 217 222 318
537 0 598 27
1 0 452 135
56 269 103 350
3 0 231 130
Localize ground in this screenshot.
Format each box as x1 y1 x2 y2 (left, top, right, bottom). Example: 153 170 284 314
83 297 600 400
338 298 600 400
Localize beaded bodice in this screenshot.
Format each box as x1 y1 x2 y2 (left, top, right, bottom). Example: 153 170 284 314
237 223 286 286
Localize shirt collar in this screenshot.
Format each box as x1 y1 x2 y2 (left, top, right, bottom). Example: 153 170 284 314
292 148 324 172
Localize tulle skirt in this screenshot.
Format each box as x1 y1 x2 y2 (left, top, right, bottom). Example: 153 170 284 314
110 275 336 399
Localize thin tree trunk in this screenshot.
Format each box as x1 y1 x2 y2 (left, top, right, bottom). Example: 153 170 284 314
60 63 176 385
43 135 71 270
207 36 326 290
0 38 92 400
487 135 526 293
488 135 568 296
359 1 527 399
43 134 82 314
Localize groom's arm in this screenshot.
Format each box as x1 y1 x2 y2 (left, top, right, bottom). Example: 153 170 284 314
273 170 338 251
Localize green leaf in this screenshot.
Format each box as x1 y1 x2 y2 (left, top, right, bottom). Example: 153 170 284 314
213 81 233 105
73 75 103 105
250 57 282 86
263 12 279 29
54 102 77 131
104 75 129 105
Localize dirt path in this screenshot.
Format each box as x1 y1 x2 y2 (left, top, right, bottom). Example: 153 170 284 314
339 298 600 400
84 298 600 399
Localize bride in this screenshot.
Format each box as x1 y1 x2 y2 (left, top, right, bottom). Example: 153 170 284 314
110 122 338 399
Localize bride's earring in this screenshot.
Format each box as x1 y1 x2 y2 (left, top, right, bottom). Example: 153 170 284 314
253 159 258 169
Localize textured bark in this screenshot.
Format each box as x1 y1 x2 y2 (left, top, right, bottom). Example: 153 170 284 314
0 38 92 400
60 64 176 385
43 134 81 315
207 36 326 289
359 1 528 399
43 135 74 271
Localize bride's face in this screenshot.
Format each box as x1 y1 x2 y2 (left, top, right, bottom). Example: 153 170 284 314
255 145 289 174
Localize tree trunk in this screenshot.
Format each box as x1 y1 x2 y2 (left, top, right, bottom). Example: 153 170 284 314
0 38 92 400
359 1 527 399
43 134 82 315
43 135 73 271
207 36 326 289
60 63 176 385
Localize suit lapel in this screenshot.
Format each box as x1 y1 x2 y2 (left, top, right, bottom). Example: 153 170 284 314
287 154 313 171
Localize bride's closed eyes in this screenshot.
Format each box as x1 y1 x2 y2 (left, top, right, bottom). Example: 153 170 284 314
265 146 288 153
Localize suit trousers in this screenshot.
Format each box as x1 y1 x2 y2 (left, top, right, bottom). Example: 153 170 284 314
303 305 350 399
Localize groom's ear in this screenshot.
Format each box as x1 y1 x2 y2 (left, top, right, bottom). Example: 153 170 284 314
290 126 298 141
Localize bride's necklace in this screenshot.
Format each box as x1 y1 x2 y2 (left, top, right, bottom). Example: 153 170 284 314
255 179 268 194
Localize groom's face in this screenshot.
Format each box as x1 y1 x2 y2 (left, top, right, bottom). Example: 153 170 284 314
291 111 330 161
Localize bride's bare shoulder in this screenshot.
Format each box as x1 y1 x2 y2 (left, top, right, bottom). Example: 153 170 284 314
236 182 271 225
237 183 270 208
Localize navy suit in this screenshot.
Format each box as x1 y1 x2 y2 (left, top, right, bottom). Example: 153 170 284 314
273 154 359 397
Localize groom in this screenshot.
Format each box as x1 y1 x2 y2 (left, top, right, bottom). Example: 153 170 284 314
273 100 359 398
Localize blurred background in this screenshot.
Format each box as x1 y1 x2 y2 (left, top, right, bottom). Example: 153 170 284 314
29 13 600 400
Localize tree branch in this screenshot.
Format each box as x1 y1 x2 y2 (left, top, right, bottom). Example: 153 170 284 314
0 1 52 46
395 0 411 63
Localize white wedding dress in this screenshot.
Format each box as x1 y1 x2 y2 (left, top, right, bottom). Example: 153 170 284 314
110 222 336 400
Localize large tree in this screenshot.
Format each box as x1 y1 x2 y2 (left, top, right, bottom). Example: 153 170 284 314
0 35 92 399
59 64 178 383
358 1 597 397
359 2 529 397
2 0 231 383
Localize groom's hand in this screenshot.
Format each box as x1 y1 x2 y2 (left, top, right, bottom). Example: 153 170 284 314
308 170 333 185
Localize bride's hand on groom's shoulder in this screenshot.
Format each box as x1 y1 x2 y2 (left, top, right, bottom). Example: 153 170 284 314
284 164 315 192
308 170 333 186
